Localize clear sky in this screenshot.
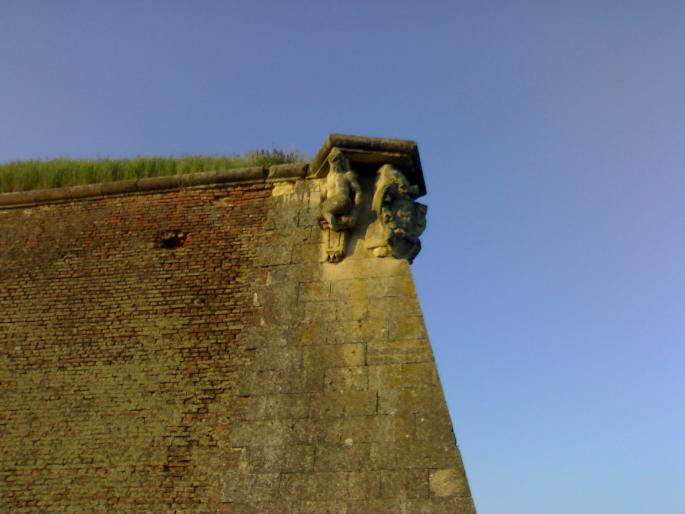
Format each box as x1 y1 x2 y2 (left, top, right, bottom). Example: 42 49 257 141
2 1 684 513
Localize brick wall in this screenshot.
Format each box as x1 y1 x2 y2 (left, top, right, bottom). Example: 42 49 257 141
0 171 475 513
0 184 272 511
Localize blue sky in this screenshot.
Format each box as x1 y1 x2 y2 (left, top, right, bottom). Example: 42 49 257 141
2 1 684 513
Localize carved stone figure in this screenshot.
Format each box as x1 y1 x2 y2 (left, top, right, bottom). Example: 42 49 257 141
365 164 427 261
320 149 362 262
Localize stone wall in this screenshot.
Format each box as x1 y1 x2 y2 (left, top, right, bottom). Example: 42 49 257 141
0 135 476 513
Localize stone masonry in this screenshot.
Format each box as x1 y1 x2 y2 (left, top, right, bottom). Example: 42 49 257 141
0 135 476 513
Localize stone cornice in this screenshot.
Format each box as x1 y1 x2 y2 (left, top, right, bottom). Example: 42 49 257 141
310 133 426 197
0 134 427 209
0 163 308 209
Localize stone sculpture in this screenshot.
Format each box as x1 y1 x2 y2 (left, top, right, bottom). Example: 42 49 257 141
365 164 427 261
319 148 361 262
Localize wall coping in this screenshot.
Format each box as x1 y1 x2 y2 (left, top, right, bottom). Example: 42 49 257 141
0 134 426 209
0 163 308 209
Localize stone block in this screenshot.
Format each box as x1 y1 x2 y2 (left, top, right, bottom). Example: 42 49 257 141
291 241 323 264
378 387 447 416
429 468 471 498
255 243 292 266
389 316 428 340
416 414 456 444
253 347 302 370
279 471 348 501
222 472 279 502
300 501 349 514
259 289 299 325
315 442 370 471
246 444 314 473
348 471 382 500
404 497 477 514
299 301 337 322
296 207 322 228
395 439 459 469
226 501 300 514
310 391 377 418
368 364 403 389
324 367 369 391
335 297 369 321
230 420 274 447
346 500 399 514
231 420 302 447
298 280 331 302
322 319 369 344
244 325 290 348
246 394 310 421
368 295 421 320
369 442 398 469
242 368 324 395
318 414 415 446
362 361 437 393
293 320 328 345
330 276 410 301
303 344 366 369
367 338 432 365
322 256 407 281
380 469 429 499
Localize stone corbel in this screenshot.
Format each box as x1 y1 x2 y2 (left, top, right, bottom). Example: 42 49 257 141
312 134 428 263
319 148 362 262
364 164 427 262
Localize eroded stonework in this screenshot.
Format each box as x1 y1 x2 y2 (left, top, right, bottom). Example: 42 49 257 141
320 149 362 262
318 143 427 264
365 164 427 262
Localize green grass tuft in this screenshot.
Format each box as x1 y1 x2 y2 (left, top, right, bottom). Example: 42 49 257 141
0 149 301 193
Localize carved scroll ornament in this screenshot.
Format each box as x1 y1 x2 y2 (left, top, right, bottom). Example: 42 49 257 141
319 148 362 262
365 164 427 262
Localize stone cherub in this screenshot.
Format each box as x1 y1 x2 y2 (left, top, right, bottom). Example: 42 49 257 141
320 148 362 262
321 148 361 231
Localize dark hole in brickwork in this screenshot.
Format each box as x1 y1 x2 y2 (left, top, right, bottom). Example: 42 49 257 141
160 230 188 249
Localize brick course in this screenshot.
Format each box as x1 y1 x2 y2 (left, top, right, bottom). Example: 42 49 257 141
1 184 271 511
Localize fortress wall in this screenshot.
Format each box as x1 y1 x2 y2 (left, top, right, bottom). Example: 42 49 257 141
0 135 476 513
0 183 273 510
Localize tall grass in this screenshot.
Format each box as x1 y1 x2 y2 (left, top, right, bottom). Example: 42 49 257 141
0 149 301 193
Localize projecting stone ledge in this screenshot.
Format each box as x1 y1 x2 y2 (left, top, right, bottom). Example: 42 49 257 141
310 133 426 196
312 134 428 263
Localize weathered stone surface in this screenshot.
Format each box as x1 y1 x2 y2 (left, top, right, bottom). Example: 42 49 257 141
246 393 310 420
324 366 369 391
380 469 430 499
315 442 371 471
310 391 377 418
320 148 362 262
303 343 366 369
430 468 472 498
0 134 475 513
223 472 280 502
367 338 433 365
365 164 427 261
246 444 314 472
379 387 449 415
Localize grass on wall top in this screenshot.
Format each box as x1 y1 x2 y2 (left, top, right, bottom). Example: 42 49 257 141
0 149 301 193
